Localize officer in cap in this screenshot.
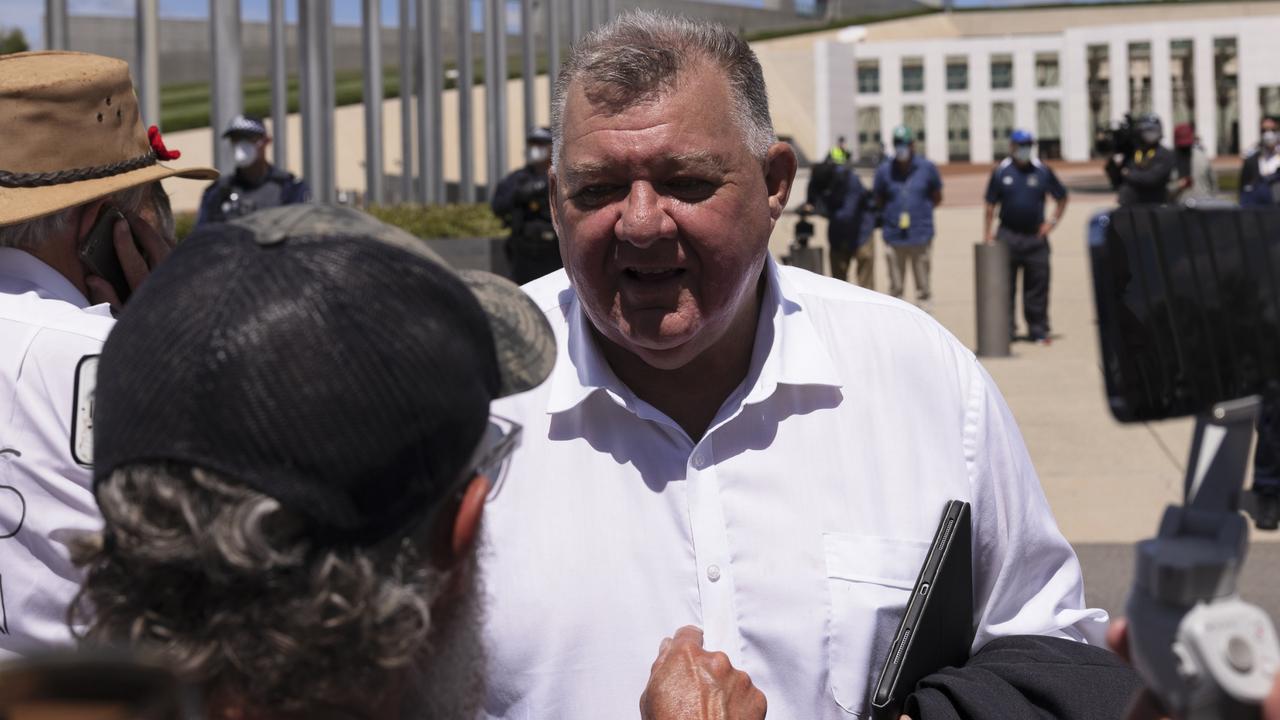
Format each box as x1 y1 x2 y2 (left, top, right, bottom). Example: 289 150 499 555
982 129 1068 344
196 114 311 226
1105 112 1175 206
492 127 559 285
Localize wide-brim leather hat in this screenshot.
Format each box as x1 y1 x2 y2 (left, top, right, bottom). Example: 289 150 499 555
0 51 218 227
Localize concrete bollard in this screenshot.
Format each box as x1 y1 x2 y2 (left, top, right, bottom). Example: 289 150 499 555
975 241 1011 358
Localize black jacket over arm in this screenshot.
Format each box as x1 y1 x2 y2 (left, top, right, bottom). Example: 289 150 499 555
905 635 1143 720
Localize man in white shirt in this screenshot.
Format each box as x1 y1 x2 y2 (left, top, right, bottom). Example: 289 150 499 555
0 51 215 658
480 12 1108 719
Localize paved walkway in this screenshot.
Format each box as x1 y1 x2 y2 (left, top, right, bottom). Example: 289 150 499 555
772 167 1280 618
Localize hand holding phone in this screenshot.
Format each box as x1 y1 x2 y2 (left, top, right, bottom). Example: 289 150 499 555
80 205 171 310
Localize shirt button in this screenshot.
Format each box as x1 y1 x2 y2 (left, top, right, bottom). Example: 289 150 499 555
692 452 707 468
707 564 721 582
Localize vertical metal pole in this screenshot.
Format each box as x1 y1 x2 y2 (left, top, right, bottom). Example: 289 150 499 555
584 0 594 34
363 0 385 205
521 0 536 135
270 0 288 170
417 0 443 204
457 0 476 202
483 0 499 197
398 0 414 203
210 0 243 175
495 0 508 185
567 0 579 46
45 0 68 50
975 241 1012 357
300 0 333 203
547 0 559 104
135 0 160 128
602 0 613 24
320 0 335 202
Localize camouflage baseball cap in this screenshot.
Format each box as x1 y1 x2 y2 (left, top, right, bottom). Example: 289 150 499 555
227 204 555 398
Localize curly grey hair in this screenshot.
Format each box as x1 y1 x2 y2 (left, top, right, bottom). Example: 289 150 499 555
71 463 466 716
551 10 776 167
0 184 153 249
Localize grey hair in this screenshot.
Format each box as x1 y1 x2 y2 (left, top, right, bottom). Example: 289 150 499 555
71 463 452 715
0 183 153 250
550 10 776 167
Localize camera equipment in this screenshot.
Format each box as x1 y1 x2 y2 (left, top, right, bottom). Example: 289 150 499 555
1089 205 1280 718
783 209 824 274
1096 113 1138 158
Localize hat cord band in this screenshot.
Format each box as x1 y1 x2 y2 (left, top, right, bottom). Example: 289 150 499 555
0 151 157 188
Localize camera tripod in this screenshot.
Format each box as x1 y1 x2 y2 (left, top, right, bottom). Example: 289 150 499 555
1127 396 1280 719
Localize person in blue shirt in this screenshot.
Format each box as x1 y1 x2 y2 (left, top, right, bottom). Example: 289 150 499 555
872 125 942 309
982 130 1067 345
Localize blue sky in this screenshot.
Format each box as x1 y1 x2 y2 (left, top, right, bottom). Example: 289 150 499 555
4 0 1064 51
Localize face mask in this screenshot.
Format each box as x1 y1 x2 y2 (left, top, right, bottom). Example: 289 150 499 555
1140 130 1161 146
1013 147 1033 163
232 140 258 169
528 145 550 164
894 145 911 162
1263 130 1279 149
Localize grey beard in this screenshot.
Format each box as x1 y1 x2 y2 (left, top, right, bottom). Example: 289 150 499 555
401 554 488 720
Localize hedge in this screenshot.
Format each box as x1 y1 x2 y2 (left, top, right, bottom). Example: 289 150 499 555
173 202 503 243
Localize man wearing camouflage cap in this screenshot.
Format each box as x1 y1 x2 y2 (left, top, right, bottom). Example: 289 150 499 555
70 204 763 719
0 51 216 659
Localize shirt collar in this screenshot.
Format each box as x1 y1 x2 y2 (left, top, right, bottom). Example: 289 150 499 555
0 247 93 309
545 255 843 416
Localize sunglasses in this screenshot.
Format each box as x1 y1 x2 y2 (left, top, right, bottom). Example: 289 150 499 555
471 414 522 501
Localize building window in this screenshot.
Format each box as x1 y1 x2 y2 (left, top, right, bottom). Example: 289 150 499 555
1037 100 1062 160
946 57 968 91
992 101 1015 160
991 54 1013 90
1215 37 1239 155
1128 42 1153 115
902 58 924 93
1086 44 1111 159
1171 39 1196 126
1264 86 1280 119
947 103 970 162
857 106 883 159
902 104 926 143
1035 52 1059 88
857 61 880 94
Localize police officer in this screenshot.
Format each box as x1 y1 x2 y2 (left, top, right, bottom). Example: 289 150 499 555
983 129 1068 345
492 127 558 285
196 115 310 226
872 125 943 310
1104 112 1174 206
1240 115 1280 207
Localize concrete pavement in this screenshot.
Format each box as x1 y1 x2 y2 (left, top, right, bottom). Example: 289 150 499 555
772 168 1280 618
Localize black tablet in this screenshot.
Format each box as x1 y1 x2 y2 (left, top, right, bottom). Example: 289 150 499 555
870 499 974 720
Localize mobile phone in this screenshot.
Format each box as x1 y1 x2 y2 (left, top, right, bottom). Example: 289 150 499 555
79 206 132 304
1088 206 1280 422
870 500 973 720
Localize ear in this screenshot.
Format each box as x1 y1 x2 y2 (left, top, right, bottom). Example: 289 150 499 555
548 166 565 240
74 198 109 245
449 474 489 561
764 142 798 230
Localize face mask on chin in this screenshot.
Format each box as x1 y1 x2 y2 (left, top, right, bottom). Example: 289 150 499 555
232 140 259 169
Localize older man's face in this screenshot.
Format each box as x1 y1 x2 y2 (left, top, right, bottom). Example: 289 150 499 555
552 60 794 370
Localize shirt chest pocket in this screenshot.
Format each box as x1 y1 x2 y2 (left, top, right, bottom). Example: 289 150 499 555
823 532 930 717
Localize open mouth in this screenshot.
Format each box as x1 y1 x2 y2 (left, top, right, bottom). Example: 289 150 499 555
623 267 685 282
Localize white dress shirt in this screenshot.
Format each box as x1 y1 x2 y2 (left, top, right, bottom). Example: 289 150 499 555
481 257 1107 719
0 247 112 659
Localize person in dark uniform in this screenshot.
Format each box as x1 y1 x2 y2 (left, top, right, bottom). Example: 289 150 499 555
492 127 558 285
805 161 875 288
1240 115 1280 207
1104 112 1174 206
983 129 1068 345
196 115 310 226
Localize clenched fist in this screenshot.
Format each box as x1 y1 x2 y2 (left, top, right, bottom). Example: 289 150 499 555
640 626 767 720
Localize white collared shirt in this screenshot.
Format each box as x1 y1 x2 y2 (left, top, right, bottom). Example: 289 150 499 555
0 247 112 659
480 258 1106 719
